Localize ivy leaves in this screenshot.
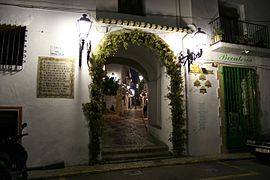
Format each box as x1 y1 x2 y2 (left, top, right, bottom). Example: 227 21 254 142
83 29 186 164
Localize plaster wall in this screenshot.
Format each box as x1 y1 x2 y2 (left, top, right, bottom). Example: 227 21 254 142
0 5 92 167
186 0 270 155
209 52 270 133
191 0 219 42
187 50 270 155
257 62 270 132
186 62 221 155
4 0 270 165
96 0 118 12
145 0 192 19
148 67 172 150
0 4 180 165
96 0 192 28
0 0 96 12
96 0 191 17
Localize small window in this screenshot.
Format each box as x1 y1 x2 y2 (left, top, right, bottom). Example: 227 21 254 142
0 25 26 71
118 0 145 16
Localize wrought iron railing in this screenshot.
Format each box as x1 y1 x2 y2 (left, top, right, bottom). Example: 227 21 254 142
209 17 269 48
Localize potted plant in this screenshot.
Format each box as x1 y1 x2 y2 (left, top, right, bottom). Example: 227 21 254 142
102 76 120 96
236 34 250 45
213 28 223 42
102 75 120 113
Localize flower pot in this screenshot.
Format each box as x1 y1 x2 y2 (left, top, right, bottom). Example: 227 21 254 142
214 35 222 42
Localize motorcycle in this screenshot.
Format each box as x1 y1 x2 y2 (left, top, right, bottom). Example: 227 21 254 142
0 123 28 179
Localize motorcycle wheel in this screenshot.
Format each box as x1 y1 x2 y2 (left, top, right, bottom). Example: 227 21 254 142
0 172 12 180
22 170 28 179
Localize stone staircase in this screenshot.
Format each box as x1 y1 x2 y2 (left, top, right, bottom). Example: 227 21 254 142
101 144 172 163
102 109 172 163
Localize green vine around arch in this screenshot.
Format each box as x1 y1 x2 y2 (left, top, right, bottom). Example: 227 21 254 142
82 29 186 164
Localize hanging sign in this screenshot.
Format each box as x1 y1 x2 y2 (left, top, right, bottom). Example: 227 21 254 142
217 53 253 64
50 46 64 56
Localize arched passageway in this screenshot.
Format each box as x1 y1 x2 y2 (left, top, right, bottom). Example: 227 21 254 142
106 44 163 128
83 29 185 163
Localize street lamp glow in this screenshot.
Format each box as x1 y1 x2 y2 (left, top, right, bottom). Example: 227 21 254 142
193 28 208 50
77 14 93 67
78 14 92 40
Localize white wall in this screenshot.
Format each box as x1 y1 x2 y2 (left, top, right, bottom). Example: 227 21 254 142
149 66 172 150
96 0 117 12
187 50 270 155
187 62 221 155
96 0 193 28
0 0 96 12
255 57 270 132
0 5 92 167
186 0 270 155
3 0 270 165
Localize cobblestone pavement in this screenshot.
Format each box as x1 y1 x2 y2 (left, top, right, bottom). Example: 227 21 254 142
102 109 156 149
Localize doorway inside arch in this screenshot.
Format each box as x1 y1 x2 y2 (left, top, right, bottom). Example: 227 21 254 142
101 62 171 162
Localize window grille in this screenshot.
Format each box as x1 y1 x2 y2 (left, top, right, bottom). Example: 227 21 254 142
0 24 27 71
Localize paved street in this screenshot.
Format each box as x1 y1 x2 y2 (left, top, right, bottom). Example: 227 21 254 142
102 109 153 149
49 159 270 180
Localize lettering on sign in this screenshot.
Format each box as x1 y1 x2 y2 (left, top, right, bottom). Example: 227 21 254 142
218 54 253 63
50 46 64 56
37 57 74 98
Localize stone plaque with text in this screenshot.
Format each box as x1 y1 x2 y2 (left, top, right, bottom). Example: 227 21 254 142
37 57 74 98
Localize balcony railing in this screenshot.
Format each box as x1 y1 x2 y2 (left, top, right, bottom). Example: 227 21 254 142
209 17 269 48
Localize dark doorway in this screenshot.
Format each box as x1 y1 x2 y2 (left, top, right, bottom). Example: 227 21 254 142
219 4 240 43
0 107 22 139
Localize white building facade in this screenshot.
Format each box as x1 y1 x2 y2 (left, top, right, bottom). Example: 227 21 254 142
0 0 270 168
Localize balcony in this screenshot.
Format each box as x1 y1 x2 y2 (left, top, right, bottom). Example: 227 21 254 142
209 17 270 57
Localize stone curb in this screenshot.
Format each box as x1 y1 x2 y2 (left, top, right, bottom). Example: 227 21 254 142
28 153 255 179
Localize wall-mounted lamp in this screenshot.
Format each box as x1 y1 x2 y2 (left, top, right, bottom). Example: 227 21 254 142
179 28 207 71
78 14 93 67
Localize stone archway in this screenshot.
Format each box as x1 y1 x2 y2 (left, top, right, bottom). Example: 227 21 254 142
82 29 185 164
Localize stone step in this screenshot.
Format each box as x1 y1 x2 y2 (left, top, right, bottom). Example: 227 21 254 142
102 145 169 155
102 152 172 164
101 145 172 163
123 110 144 118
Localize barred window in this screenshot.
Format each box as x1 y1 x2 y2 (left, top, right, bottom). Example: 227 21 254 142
0 25 26 71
